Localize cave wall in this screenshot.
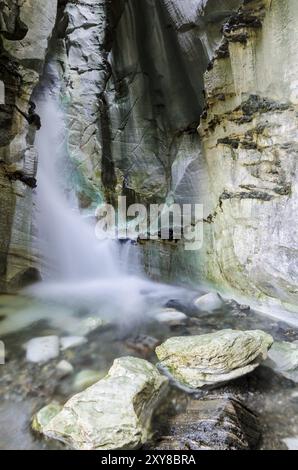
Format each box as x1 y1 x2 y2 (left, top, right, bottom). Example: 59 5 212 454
4 0 298 316
0 0 242 291
199 0 298 311
0 0 57 291
52 0 241 209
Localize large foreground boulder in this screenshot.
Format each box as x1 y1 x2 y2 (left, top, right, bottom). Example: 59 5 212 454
147 396 261 450
37 356 168 450
156 329 273 389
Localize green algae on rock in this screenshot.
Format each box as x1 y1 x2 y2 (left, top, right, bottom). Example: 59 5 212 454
32 402 62 434
39 356 168 450
156 329 273 389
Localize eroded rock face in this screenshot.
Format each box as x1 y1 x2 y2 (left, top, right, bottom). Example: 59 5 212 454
0 0 58 291
198 0 298 311
106 0 241 207
40 356 168 450
49 0 241 209
156 329 273 388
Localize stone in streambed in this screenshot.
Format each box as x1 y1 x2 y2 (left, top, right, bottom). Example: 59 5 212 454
156 329 273 389
32 402 62 434
264 341 298 383
193 292 223 312
125 334 160 356
25 336 60 363
78 316 107 335
56 360 74 378
40 356 168 449
155 308 188 326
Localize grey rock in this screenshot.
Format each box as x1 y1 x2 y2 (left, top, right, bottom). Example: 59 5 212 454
265 341 298 383
156 329 273 389
25 336 60 363
56 360 74 378
194 292 223 311
154 308 188 326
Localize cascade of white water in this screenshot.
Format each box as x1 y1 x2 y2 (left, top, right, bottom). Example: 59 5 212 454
34 98 122 282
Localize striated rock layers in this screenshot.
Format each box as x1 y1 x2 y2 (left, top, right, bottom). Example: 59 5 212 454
156 329 273 389
37 356 168 450
0 0 58 291
149 395 261 450
198 0 298 311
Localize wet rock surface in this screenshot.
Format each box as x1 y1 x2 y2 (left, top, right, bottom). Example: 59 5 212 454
147 395 261 450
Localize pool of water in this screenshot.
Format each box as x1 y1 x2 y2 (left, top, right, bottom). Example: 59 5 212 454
0 293 297 450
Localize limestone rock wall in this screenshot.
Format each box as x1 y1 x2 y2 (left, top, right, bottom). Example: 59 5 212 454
199 0 298 311
0 0 57 291
51 0 240 210
106 0 241 207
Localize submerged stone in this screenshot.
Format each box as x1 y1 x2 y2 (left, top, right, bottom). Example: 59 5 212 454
155 308 188 326
25 336 60 363
264 341 298 383
56 360 74 377
41 356 168 449
193 292 223 312
125 335 160 357
156 329 273 389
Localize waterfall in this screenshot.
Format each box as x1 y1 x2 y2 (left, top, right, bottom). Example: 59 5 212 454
28 94 182 322
34 99 122 282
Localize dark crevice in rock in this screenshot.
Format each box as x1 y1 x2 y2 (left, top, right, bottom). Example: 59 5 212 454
217 137 240 149
99 92 117 205
240 95 290 116
222 1 265 36
220 189 273 202
8 171 37 189
99 0 127 205
9 267 41 290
